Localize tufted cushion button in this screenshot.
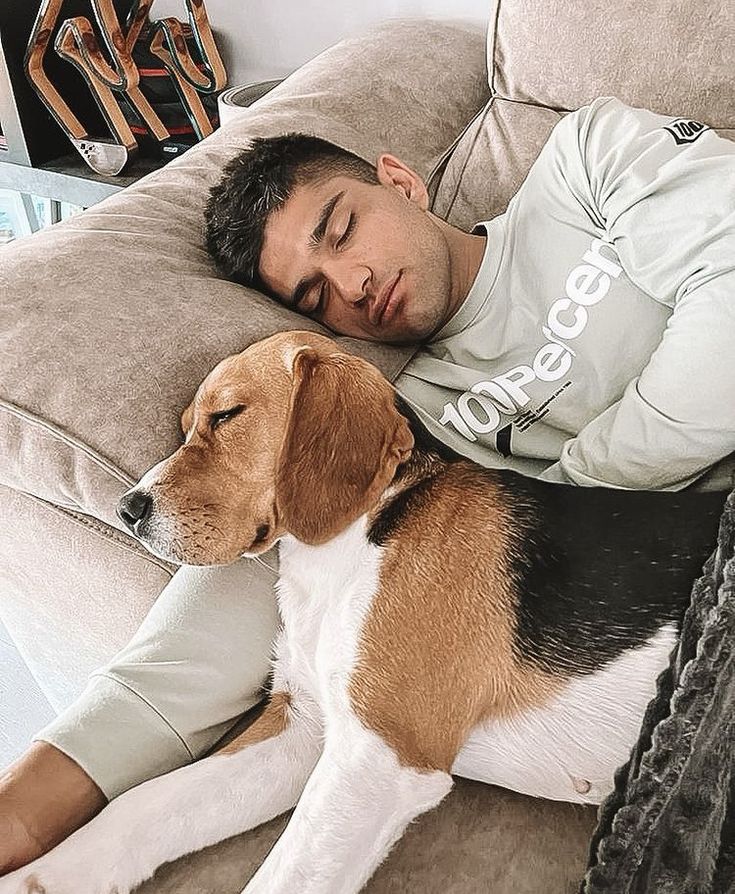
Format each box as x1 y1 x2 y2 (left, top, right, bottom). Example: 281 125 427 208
572 776 592 794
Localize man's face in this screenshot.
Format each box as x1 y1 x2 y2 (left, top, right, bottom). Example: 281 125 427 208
258 155 454 344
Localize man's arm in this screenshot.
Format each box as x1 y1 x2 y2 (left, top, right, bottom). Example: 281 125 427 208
0 556 280 873
539 97 735 490
0 743 106 874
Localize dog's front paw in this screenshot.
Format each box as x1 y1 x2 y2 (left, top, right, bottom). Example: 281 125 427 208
0 858 126 894
1 871 85 894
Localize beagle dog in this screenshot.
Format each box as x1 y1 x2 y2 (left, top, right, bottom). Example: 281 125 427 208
3 330 724 894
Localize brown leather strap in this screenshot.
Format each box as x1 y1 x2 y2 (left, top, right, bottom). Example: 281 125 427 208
55 19 137 153
65 7 135 89
152 2 226 93
25 0 88 140
186 0 227 92
149 23 214 140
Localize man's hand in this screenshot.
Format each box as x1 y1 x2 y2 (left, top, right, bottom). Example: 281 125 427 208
0 742 106 875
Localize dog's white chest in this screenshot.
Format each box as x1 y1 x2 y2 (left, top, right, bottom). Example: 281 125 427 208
274 521 382 711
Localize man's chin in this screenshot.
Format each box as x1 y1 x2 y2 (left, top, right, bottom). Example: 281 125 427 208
324 310 439 345
326 324 418 346
386 318 444 345
375 329 423 346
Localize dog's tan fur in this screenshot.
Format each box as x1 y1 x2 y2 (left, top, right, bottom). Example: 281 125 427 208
352 463 562 772
160 331 411 563
218 692 292 755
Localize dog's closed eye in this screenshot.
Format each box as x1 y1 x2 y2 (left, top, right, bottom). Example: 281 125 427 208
210 405 246 430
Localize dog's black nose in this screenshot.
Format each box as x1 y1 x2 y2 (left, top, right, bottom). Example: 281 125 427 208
117 490 153 531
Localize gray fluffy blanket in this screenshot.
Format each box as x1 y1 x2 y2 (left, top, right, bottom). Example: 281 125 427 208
582 489 735 893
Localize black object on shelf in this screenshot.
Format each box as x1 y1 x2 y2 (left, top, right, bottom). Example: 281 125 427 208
0 0 111 166
121 23 220 162
0 78 280 209
1 0 227 177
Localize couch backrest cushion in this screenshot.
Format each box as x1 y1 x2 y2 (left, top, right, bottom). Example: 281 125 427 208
434 0 734 232
487 0 735 124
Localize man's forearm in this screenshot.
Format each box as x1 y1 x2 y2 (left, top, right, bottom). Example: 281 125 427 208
0 554 280 875
36 557 280 800
0 742 106 873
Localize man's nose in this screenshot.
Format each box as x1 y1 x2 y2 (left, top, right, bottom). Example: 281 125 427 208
328 261 370 305
117 489 153 532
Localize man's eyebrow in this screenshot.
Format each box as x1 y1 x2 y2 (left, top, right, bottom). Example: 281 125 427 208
309 191 344 248
286 190 345 308
289 274 320 310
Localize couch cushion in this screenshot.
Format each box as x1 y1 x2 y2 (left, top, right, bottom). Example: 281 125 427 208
431 97 562 228
0 19 490 533
137 778 598 894
0 483 176 710
435 0 734 245
487 0 735 125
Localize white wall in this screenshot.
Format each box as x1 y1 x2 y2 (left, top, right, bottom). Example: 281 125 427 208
150 0 489 86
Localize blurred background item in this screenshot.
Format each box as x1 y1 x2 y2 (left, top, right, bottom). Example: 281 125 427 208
12 0 226 175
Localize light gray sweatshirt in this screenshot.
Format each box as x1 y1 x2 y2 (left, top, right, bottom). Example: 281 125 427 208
396 97 735 491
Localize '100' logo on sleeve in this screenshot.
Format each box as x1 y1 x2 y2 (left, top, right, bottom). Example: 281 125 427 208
663 118 710 146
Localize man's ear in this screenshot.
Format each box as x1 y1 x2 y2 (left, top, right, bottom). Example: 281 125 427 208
275 347 414 545
376 153 429 210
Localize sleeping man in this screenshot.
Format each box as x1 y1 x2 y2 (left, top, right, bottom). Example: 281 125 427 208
2 96 734 873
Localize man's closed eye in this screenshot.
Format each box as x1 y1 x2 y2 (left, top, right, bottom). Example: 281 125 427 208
337 213 356 249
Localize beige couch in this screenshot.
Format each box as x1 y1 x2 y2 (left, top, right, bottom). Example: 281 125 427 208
1 1 732 891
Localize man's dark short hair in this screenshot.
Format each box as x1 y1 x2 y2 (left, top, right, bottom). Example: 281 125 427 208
204 133 379 293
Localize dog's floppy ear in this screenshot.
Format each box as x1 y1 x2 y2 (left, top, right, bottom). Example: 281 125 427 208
275 346 414 545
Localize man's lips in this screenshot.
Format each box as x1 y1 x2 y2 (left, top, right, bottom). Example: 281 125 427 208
370 271 402 326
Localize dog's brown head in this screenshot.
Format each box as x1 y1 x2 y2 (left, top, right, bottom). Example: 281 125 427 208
117 331 414 564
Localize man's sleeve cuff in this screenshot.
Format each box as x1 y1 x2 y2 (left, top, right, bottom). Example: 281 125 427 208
32 673 194 800
536 460 575 485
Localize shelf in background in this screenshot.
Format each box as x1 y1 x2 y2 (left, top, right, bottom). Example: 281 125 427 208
0 151 167 206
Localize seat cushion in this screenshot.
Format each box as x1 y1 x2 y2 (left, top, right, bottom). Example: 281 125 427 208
137 778 598 894
0 19 490 532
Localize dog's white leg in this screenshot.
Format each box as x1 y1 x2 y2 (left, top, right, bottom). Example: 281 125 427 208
0 694 322 894
243 719 453 894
